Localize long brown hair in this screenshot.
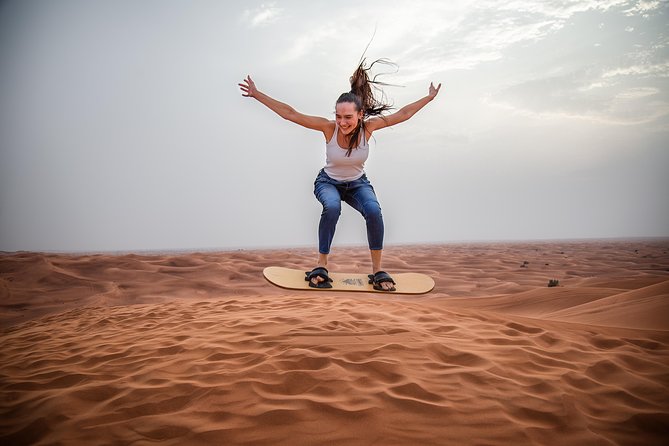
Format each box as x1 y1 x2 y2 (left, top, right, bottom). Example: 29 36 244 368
337 58 396 156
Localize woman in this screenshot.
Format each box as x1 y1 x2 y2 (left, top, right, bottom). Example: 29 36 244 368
239 59 441 291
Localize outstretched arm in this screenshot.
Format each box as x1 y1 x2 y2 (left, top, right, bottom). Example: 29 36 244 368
239 75 331 133
366 82 442 132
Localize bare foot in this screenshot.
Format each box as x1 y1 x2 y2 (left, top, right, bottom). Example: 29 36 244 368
372 271 396 291
308 265 329 287
379 280 394 291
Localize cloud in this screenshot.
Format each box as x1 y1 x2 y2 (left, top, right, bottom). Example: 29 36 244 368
242 2 282 27
489 0 629 18
401 0 643 77
493 72 610 113
614 86 660 98
280 24 339 62
273 1 562 77
489 66 669 125
271 0 647 81
473 0 669 125
264 0 668 124
602 62 669 78
624 0 662 16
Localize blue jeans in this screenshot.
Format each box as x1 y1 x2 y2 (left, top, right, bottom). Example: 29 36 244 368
313 169 384 254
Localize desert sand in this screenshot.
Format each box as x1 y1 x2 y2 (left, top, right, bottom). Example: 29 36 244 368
1 240 668 445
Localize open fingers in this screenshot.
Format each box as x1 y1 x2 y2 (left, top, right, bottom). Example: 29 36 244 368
239 76 254 97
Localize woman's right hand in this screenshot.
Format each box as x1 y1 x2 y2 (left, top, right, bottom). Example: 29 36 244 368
428 81 442 99
238 75 258 98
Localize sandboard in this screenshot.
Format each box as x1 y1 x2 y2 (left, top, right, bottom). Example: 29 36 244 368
263 266 435 294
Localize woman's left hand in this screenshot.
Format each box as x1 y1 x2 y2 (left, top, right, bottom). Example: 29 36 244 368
428 82 442 99
239 75 258 98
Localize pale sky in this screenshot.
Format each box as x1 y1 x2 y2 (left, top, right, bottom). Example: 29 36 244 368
1 0 667 252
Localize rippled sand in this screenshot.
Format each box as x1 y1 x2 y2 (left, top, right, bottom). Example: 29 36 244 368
1 240 668 445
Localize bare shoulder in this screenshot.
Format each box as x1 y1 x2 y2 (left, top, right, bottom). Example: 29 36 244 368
285 111 333 135
365 116 391 134
322 120 336 142
366 110 411 133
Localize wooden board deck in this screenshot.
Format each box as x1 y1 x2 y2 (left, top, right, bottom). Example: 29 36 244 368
263 267 435 295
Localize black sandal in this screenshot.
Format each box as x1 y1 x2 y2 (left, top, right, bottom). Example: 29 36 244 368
305 267 333 288
368 271 396 291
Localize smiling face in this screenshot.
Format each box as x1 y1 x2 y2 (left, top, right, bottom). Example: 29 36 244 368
335 101 363 135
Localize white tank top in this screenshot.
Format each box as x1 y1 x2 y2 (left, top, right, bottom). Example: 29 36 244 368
323 123 369 181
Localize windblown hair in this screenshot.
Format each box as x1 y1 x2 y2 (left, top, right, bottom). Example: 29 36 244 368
337 58 396 156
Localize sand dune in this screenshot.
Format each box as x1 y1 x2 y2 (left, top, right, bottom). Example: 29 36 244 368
545 280 669 330
1 240 668 445
445 281 669 330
